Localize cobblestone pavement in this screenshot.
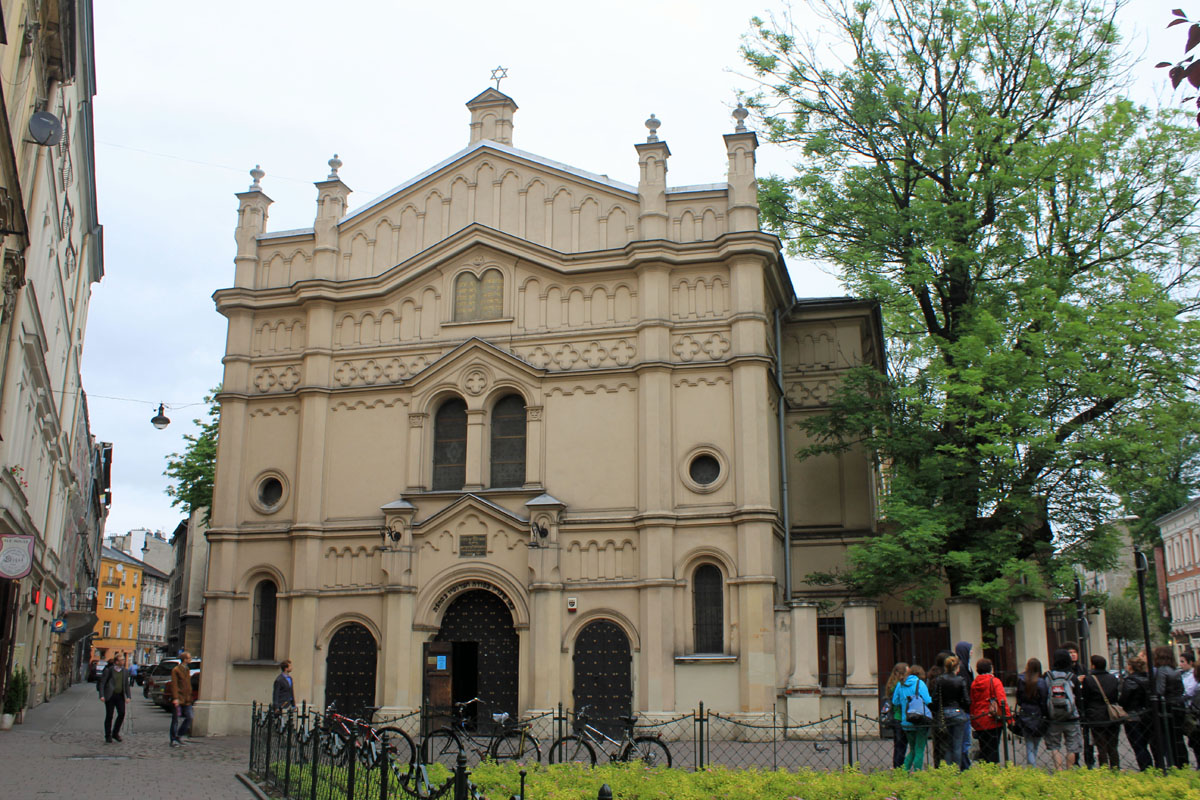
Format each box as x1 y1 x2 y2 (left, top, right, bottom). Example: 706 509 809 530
0 680 254 799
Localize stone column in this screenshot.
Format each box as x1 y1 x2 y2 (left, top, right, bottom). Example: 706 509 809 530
312 161 351 281
635 117 670 240
947 596 983 656
233 167 271 289
523 405 543 488
843 599 879 692
1014 598 1048 673
785 601 821 723
723 105 759 232
464 408 486 490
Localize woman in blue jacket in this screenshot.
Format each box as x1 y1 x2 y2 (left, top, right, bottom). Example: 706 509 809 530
892 664 934 771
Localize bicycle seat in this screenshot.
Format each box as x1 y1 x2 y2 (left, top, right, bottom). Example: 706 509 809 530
620 716 638 726
492 712 510 724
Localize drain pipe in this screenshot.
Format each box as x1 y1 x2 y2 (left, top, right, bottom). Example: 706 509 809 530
775 307 792 603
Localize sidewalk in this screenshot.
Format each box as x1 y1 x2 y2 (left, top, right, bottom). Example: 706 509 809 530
0 679 253 798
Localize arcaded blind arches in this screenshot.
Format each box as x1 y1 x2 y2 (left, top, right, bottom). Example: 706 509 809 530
432 397 468 490
455 269 504 321
490 394 526 488
693 564 724 654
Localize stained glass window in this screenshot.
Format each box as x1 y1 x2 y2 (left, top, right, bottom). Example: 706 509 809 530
433 398 468 490
490 395 526 488
693 564 724 653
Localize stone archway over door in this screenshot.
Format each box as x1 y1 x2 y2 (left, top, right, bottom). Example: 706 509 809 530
573 620 632 737
435 589 518 718
325 623 377 718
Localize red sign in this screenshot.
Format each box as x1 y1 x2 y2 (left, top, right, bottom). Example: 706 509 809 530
44 594 53 612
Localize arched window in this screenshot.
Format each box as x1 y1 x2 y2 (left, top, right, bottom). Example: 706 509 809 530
454 269 504 321
252 579 278 660
692 564 723 654
490 394 526 488
432 397 468 490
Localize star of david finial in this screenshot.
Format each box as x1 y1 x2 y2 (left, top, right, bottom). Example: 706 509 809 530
490 66 509 89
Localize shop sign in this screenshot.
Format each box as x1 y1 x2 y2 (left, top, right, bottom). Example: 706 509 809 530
0 534 34 579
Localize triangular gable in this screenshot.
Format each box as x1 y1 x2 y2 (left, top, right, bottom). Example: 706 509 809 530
405 336 544 393
413 493 529 532
466 87 518 108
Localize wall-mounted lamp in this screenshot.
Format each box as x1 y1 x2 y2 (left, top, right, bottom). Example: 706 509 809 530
379 523 402 546
150 404 170 430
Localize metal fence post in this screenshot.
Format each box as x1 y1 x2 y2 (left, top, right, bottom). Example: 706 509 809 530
264 707 274 789
346 728 359 799
250 702 258 775
771 702 778 771
454 748 469 800
697 702 705 771
283 708 294 797
309 718 320 800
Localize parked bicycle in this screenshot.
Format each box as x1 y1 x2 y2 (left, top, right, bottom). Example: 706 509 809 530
547 705 671 767
421 697 541 767
319 703 418 771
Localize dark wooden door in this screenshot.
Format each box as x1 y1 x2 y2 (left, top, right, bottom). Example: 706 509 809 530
573 620 631 737
325 623 377 719
435 590 518 719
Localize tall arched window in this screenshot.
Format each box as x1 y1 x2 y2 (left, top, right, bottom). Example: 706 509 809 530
454 269 504 321
692 564 723 654
252 579 278 660
490 394 526 488
432 397 468 490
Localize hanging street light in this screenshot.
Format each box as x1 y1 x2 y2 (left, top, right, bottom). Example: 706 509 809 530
150 404 171 430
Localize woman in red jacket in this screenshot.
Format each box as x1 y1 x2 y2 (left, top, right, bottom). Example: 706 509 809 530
970 658 1009 763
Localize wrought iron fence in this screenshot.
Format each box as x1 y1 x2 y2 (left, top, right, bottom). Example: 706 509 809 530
247 697 1196 800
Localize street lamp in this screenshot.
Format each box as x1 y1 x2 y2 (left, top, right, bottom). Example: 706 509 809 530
150 404 170 430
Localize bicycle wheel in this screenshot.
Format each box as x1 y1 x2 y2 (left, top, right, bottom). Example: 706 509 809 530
547 735 596 765
490 730 542 764
322 729 351 765
379 726 417 766
421 728 464 769
620 735 672 767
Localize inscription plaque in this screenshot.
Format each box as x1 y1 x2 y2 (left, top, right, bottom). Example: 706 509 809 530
459 534 488 558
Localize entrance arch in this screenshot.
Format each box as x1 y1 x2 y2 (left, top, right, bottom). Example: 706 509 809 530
325 622 377 718
434 589 518 717
573 619 632 736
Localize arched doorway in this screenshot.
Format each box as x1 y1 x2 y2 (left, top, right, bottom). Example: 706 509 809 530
433 589 518 718
573 619 632 736
325 622 377 718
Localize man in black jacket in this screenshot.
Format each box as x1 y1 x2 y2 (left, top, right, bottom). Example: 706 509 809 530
1080 654 1121 768
272 658 295 711
97 652 133 743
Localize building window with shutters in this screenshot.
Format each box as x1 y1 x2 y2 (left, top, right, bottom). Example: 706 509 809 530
252 580 278 661
454 269 504 322
490 394 526 488
432 397 468 490
692 564 724 654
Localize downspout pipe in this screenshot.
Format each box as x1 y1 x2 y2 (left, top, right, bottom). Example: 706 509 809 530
775 307 791 603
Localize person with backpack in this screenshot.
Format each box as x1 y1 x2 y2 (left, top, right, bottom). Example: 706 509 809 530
1118 654 1153 771
1044 648 1083 770
891 663 934 772
931 654 972 769
883 661 910 769
1080 653 1121 769
1015 658 1049 766
1153 645 1189 769
969 658 1008 763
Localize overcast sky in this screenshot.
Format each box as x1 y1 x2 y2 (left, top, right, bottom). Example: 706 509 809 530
80 1 1191 548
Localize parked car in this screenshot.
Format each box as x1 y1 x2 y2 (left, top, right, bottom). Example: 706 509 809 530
88 660 107 683
150 658 202 710
144 659 179 702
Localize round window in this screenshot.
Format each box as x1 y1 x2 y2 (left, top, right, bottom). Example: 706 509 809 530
258 477 284 508
688 454 721 486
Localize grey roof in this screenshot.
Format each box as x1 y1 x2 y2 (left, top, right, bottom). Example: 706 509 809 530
102 545 170 580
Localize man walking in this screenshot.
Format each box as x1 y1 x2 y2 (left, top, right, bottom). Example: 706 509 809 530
169 651 194 748
97 652 132 743
272 658 295 711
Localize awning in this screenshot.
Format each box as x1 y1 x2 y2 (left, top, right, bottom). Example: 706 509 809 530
57 610 98 643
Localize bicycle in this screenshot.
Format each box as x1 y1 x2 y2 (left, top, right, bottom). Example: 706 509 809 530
420 697 541 768
320 703 418 772
547 705 672 767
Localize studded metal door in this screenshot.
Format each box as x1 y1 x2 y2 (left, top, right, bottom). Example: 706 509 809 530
435 589 518 719
324 622 377 719
573 620 632 737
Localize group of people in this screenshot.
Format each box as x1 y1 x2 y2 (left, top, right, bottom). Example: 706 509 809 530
95 650 196 747
885 640 1200 772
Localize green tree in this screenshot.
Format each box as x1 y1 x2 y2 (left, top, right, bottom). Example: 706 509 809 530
742 0 1200 611
163 386 220 523
1104 593 1142 667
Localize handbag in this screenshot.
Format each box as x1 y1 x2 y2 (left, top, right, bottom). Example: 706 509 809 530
1091 674 1128 722
906 691 933 725
987 676 1005 721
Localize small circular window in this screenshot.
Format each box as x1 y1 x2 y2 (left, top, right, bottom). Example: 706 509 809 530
253 473 287 513
689 455 721 486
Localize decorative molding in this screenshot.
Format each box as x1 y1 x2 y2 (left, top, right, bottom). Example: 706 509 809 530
671 332 730 363
545 382 636 397
332 354 432 388
462 367 490 396
785 378 836 408
516 338 636 372
330 397 407 413
248 405 300 418
673 375 731 388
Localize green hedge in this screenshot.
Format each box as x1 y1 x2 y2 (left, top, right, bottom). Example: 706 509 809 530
467 762 1200 800
265 760 1200 800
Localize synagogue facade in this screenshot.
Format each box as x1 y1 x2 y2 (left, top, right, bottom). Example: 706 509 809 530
196 88 929 736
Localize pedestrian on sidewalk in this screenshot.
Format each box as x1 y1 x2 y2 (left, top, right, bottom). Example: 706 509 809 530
169 651 194 747
98 651 132 743
272 659 295 711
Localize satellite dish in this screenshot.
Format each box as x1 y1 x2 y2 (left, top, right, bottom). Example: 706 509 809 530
28 111 62 146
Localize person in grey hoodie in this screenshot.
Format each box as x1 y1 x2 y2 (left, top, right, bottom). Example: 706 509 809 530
955 641 974 767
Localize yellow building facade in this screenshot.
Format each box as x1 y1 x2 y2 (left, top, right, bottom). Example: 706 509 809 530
91 547 143 661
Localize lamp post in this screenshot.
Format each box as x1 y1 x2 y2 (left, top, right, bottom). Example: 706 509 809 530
1134 546 1172 770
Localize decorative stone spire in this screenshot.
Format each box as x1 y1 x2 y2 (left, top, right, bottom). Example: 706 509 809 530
724 105 759 232
313 154 351 280
234 165 272 288
635 114 670 240
466 88 518 146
